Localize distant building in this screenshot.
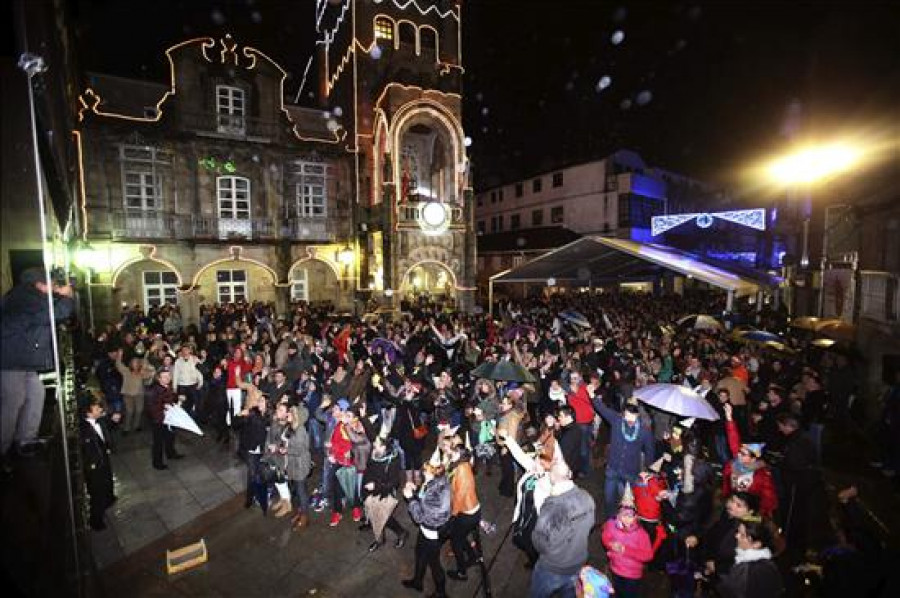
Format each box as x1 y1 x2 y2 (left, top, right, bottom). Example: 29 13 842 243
73 1 473 325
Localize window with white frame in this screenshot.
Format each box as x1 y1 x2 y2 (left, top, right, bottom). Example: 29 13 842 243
120 145 168 211
295 162 327 218
143 271 179 309
216 85 246 134
217 176 251 219
217 269 247 303
291 268 308 301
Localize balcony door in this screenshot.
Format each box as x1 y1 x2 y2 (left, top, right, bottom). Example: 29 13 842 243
121 144 167 237
217 176 252 239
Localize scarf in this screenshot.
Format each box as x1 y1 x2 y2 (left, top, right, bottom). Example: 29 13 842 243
734 547 772 564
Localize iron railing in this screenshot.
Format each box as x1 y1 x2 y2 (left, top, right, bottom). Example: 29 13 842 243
178 111 283 139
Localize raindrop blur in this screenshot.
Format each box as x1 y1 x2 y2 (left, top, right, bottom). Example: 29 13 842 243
636 90 653 105
211 9 226 25
464 136 473 147
688 5 703 20
369 45 382 60
577 267 591 280
611 30 625 45
333 106 343 117
565 80 575 92
251 154 260 163
675 39 687 51
480 106 489 117
620 99 632 110
612 6 627 23
251 10 262 23
481 126 488 134
516 237 526 248
475 92 484 102
326 119 339 132
323 111 331 119
596 76 612 91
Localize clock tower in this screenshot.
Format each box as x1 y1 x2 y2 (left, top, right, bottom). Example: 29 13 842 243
313 0 474 309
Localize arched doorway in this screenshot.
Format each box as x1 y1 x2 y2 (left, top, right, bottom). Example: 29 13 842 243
288 258 340 306
113 259 183 312
401 260 456 300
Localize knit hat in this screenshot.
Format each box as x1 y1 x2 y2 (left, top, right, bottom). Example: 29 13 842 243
742 442 765 458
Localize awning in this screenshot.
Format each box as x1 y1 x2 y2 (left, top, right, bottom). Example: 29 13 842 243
490 236 782 297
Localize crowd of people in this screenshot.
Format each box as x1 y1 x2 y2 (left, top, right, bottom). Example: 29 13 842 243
10 279 894 597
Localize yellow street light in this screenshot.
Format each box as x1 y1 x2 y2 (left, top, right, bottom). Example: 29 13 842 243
338 245 354 266
767 142 863 185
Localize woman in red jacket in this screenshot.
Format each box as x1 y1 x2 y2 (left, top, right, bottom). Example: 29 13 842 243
721 403 777 518
225 347 252 425
327 400 355 527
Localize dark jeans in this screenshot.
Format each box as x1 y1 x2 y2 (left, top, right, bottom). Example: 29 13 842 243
604 469 633 518
289 478 309 513
380 515 406 542
177 384 200 417
244 452 262 504
530 561 577 598
450 509 481 572
499 449 516 497
578 423 593 474
411 530 445 594
611 573 641 598
151 423 176 467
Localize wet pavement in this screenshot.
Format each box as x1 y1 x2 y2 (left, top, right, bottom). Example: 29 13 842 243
93 425 899 598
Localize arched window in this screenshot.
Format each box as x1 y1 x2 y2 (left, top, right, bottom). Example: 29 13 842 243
374 17 394 42
397 22 417 50
419 27 437 57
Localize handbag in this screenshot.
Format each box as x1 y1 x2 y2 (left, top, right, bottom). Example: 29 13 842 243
408 409 428 440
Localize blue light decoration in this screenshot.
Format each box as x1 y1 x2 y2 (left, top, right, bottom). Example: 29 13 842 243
651 208 766 236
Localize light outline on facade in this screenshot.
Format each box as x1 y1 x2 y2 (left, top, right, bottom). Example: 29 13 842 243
651 208 767 236
186 246 286 291
399 258 458 292
110 246 185 289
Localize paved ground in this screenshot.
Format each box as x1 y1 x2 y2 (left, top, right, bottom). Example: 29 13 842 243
90 429 244 569
93 425 900 598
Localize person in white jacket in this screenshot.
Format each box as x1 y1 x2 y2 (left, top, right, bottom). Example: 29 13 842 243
172 345 203 417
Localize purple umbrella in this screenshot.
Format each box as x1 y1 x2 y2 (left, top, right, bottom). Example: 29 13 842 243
503 324 536 341
370 338 400 363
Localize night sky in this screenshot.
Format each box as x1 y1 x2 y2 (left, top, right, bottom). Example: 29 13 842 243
62 0 900 190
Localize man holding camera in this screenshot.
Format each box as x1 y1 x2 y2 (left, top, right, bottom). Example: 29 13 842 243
1 267 74 463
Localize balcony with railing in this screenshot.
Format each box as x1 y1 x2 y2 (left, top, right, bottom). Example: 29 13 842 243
91 210 335 243
179 111 283 140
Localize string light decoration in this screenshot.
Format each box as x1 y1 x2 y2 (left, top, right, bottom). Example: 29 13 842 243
651 208 767 236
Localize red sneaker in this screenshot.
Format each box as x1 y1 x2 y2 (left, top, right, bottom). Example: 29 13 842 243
352 507 362 522
329 512 342 527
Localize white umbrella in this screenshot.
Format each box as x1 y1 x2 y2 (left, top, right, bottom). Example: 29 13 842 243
676 314 723 331
633 383 720 421
164 404 204 435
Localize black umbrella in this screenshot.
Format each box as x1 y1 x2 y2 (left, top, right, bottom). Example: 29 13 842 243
487 360 537 384
470 361 496 379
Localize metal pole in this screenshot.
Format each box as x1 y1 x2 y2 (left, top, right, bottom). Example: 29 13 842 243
19 52 81 580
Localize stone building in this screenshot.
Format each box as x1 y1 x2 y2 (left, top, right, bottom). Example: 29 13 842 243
75 0 472 325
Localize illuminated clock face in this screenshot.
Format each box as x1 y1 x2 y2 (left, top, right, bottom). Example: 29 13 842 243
420 201 448 233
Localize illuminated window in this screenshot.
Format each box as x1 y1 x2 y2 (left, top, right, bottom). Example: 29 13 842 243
216 85 245 134
374 17 394 41
143 271 178 309
532 209 543 226
533 177 542 193
552 172 564 187
294 161 328 218
217 269 247 303
217 176 251 220
515 183 523 198
120 145 169 212
551 206 564 224
291 268 308 302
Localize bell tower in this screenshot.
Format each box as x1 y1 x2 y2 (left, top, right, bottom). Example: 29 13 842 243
317 0 474 310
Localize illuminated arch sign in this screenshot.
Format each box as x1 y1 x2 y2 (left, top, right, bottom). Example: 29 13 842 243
651 208 766 236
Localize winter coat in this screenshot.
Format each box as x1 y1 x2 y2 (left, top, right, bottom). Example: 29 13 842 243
723 420 778 517
146 382 177 424
284 407 311 481
449 460 479 515
566 384 594 424
0 283 74 371
532 482 596 576
717 549 784 598
601 519 654 580
233 409 269 454
328 423 354 467
594 401 656 478
557 422 584 474
347 423 372 472
362 447 401 499
407 475 451 532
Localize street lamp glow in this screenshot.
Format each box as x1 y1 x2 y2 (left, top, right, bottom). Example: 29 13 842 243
338 246 354 266
767 143 862 185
